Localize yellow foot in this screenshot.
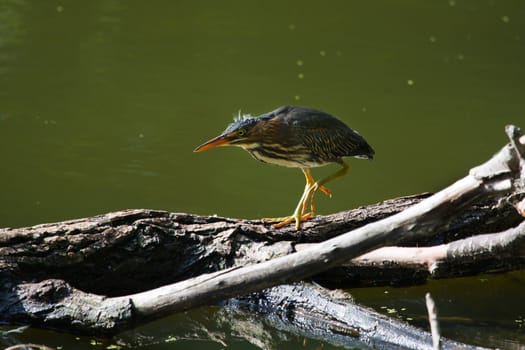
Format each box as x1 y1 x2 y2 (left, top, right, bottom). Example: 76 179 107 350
263 212 313 230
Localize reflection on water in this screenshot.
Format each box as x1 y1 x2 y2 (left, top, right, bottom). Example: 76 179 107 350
1 0 524 349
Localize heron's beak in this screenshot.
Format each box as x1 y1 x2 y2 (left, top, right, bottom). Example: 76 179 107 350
193 134 231 152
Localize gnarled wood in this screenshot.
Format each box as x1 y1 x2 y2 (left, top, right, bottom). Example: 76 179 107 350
0 125 524 350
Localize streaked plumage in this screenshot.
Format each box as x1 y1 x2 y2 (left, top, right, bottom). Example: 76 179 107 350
194 105 374 230
230 106 374 167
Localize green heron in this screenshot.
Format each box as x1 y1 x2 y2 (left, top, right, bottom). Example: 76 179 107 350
194 105 374 229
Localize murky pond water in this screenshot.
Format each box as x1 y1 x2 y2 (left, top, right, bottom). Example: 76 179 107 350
1 0 524 348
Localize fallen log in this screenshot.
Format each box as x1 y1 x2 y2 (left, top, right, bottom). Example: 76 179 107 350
1 125 524 349
112 283 488 350
223 283 485 350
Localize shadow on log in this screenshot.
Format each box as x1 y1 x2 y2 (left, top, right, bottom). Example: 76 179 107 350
1 125 524 349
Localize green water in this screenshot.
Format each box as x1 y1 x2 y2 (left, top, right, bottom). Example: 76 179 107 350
1 0 524 348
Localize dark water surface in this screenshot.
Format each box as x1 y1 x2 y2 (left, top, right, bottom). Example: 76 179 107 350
1 0 524 349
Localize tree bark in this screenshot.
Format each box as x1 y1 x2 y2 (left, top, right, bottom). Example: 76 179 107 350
1 125 524 349
309 219 525 287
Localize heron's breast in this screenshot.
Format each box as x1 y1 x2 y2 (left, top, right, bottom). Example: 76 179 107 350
240 143 329 168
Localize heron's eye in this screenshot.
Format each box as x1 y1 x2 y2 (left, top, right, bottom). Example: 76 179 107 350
238 129 246 136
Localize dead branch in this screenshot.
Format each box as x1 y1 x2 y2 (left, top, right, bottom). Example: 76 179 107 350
301 219 525 287
425 293 441 350
0 125 523 349
124 126 525 321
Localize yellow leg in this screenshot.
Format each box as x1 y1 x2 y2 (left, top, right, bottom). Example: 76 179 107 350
263 177 313 229
301 163 350 218
304 168 332 198
301 168 316 215
317 161 350 190
264 162 351 230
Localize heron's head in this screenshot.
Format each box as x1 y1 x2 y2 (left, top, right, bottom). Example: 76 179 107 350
194 113 264 152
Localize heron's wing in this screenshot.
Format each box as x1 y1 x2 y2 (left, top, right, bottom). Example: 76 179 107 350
298 124 372 160
267 106 374 160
